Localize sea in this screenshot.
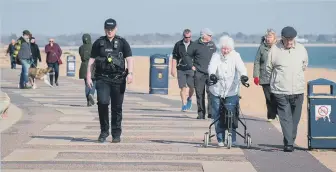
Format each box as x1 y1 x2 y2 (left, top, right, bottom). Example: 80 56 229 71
129 46 336 70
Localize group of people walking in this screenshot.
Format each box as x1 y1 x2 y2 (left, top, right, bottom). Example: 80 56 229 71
8 22 308 152
171 26 308 152
7 30 63 89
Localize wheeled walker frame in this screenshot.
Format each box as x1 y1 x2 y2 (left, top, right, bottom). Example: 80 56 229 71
203 74 252 149
203 99 252 149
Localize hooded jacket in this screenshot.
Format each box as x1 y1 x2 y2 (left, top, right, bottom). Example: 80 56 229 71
253 38 276 85
79 33 93 79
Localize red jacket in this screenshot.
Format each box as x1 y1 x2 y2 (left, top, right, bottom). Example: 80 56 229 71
45 43 62 63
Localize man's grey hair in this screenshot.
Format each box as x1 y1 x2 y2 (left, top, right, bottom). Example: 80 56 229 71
218 35 234 50
183 29 191 36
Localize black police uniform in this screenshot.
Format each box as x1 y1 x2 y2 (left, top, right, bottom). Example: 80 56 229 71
91 33 132 143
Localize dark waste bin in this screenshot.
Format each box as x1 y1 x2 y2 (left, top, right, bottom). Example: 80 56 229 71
149 54 169 95
307 78 336 149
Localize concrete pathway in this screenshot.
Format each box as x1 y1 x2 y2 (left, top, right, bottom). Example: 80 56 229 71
0 68 333 172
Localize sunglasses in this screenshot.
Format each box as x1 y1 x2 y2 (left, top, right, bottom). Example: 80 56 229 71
184 36 191 39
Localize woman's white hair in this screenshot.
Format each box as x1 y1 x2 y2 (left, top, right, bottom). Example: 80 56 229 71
218 35 235 50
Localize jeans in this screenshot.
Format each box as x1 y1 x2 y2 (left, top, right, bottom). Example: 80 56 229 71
84 78 96 101
10 55 16 69
47 62 59 84
96 78 126 138
211 93 239 143
19 59 31 88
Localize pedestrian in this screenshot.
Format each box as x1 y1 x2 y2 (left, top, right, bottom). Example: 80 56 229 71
253 29 278 122
208 35 248 147
45 38 62 86
6 39 16 69
189 28 217 119
86 18 133 143
266 26 308 152
171 29 195 111
30 37 42 68
13 30 33 89
79 33 96 106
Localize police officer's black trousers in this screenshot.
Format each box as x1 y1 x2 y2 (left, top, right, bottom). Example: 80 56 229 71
194 71 212 119
96 78 126 138
273 93 304 146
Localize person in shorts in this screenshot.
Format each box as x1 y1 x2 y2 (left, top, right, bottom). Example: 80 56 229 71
171 29 194 111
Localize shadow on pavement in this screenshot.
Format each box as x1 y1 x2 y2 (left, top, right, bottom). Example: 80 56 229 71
141 114 192 119
149 139 201 146
31 135 98 143
258 143 308 151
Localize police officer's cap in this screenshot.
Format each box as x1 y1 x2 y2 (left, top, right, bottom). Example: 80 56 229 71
281 26 297 38
104 18 117 30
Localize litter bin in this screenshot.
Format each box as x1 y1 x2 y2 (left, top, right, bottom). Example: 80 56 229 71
307 78 336 150
149 54 169 95
66 55 76 77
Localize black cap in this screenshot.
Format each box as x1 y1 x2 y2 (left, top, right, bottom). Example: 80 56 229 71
281 26 297 38
22 30 31 35
104 18 117 30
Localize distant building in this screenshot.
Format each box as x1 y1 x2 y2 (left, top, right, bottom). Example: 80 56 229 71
295 36 309 43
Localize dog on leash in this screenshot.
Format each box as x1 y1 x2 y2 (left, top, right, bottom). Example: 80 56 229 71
18 67 54 89
29 67 54 89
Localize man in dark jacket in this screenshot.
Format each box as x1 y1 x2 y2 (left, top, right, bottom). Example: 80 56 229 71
30 37 41 68
189 28 217 119
171 29 195 112
6 39 16 69
13 30 33 89
79 33 96 106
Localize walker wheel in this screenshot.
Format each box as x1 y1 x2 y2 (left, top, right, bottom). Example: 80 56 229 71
246 133 252 148
203 132 210 147
227 134 232 149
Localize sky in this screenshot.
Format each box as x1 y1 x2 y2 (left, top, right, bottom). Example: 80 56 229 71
0 0 335 36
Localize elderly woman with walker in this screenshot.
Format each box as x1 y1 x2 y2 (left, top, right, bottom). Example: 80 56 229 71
203 35 252 149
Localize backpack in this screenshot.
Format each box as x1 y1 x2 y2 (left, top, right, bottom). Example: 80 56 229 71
12 37 25 65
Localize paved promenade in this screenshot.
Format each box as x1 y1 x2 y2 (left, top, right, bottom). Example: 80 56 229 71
0 68 333 172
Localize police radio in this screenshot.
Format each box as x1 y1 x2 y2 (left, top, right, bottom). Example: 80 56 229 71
107 53 113 63
113 40 118 49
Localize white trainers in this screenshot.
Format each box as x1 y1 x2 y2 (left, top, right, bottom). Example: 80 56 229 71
218 142 225 147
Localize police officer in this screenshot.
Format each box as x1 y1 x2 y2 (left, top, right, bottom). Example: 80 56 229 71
86 18 133 143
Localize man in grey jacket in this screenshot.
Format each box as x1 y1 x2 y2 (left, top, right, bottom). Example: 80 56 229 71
17 30 33 89
266 26 308 152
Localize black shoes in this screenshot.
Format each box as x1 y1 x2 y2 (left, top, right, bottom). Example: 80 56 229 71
112 137 121 143
197 115 205 119
98 133 121 143
284 145 294 152
207 114 212 119
98 133 109 143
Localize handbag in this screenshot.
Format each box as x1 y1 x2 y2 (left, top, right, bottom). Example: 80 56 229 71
57 57 63 65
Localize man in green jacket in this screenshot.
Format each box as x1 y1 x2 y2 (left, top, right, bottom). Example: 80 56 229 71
79 33 96 106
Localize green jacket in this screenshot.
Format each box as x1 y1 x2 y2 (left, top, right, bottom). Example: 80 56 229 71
78 33 94 79
253 40 274 85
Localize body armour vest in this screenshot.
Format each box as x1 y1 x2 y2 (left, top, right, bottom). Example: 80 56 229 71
95 36 125 76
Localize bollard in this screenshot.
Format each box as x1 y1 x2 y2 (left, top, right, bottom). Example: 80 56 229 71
66 55 76 77
307 78 336 150
149 54 169 95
